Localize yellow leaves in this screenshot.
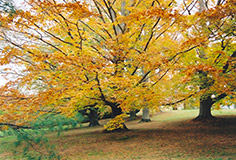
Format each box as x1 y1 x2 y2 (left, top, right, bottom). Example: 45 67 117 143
29 0 93 21
181 37 208 50
0 0 235 130
120 6 176 26
104 114 126 131
65 2 94 19
184 64 218 77
1 125 9 130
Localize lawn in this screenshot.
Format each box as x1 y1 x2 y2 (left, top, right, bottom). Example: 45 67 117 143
1 109 236 160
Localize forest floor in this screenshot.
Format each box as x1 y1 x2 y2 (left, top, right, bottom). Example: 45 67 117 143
1 109 236 160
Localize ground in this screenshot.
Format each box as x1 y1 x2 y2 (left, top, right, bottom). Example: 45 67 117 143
1 109 236 160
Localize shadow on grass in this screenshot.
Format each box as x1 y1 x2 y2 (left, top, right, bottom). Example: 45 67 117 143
1 113 236 160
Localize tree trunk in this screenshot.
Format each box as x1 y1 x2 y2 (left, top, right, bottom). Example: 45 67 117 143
194 95 214 121
111 104 122 118
129 110 139 121
104 102 129 132
140 108 151 122
88 108 100 127
199 0 207 12
111 105 129 131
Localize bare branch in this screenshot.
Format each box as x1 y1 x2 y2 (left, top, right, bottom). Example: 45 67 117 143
0 123 32 129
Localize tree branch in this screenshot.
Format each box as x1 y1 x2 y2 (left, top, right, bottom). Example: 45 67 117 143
162 91 198 106
213 93 227 102
0 123 32 129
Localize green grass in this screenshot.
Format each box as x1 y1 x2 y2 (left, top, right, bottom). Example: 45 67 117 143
1 109 236 160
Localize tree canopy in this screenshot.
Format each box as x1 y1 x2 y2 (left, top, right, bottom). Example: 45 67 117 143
0 0 235 130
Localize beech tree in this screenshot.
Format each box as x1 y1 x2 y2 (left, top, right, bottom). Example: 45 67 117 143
178 0 236 120
0 0 194 131
0 0 234 131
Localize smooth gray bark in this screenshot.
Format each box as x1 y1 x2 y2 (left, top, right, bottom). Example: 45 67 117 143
140 108 151 122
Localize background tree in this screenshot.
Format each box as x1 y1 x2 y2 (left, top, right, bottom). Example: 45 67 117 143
177 0 236 120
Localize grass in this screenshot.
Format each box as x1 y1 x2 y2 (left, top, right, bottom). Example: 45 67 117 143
1 109 236 160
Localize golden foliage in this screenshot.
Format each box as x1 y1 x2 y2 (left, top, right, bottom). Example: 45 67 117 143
0 0 235 129
104 114 126 131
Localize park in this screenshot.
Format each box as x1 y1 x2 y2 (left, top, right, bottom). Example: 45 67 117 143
1 109 236 159
0 0 235 159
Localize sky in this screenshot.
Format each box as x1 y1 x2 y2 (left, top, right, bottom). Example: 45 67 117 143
14 0 27 9
0 0 24 86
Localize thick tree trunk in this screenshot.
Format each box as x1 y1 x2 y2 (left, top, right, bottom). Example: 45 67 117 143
140 108 151 122
103 102 128 132
111 104 128 130
111 105 122 118
194 95 215 121
88 108 100 127
129 110 139 121
129 111 137 121
79 103 100 127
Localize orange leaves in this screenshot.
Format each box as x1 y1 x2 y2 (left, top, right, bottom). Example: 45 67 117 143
28 0 93 20
199 0 236 20
181 37 208 50
121 6 177 26
184 64 218 76
0 0 235 129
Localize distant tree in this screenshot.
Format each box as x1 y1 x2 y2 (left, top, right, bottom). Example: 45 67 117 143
178 0 236 120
